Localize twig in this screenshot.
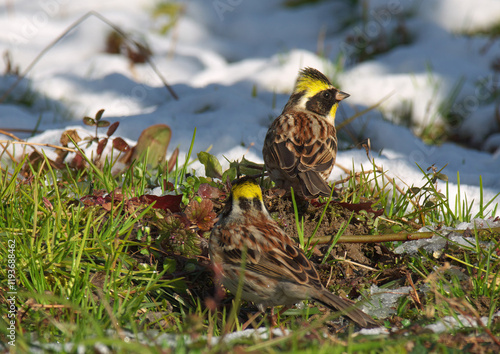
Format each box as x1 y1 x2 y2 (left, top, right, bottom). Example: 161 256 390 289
0 11 178 104
332 162 351 175
335 256 378 271
325 265 334 288
309 226 500 244
0 129 23 141
0 140 77 152
406 271 424 310
0 130 25 161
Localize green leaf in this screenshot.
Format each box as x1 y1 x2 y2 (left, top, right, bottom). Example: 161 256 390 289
251 84 257 97
410 187 421 195
197 151 222 179
436 172 448 181
131 124 172 167
97 120 110 128
221 166 237 184
238 156 264 176
83 117 95 126
95 108 105 121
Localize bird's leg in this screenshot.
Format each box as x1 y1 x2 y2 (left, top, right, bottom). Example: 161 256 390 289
276 306 290 319
270 306 290 336
241 310 264 330
241 305 290 330
270 307 278 327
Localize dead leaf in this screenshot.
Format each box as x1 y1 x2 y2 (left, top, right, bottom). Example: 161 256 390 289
60 129 81 147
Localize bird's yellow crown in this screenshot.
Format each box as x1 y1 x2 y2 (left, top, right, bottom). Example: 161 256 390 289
231 178 263 202
294 67 333 98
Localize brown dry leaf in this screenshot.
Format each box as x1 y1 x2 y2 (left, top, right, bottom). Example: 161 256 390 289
60 129 82 147
167 147 179 173
22 151 65 176
55 149 68 165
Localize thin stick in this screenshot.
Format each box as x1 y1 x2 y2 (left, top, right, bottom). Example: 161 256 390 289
335 256 378 271
0 129 24 141
0 140 76 152
0 11 178 103
309 226 500 244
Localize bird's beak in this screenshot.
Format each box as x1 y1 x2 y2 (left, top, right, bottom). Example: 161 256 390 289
335 90 350 101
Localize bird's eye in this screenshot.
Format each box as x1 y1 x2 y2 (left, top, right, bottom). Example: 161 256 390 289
322 91 330 99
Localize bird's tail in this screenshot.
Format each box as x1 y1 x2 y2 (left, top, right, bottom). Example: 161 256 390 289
313 291 378 328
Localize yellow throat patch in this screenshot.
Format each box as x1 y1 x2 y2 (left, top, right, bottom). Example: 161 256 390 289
329 102 339 119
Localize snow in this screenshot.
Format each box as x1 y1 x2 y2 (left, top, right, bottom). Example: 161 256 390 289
362 284 413 319
425 312 500 333
24 327 291 353
1 0 499 218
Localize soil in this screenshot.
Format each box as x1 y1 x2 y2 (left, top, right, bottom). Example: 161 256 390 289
263 193 372 241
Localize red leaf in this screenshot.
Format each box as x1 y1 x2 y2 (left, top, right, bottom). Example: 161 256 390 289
70 152 86 170
163 181 175 192
42 197 53 211
333 201 384 217
140 194 182 213
112 137 130 152
107 121 120 137
96 138 108 155
80 195 107 207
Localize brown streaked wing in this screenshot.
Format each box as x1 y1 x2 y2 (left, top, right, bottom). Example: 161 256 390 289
217 214 324 291
271 112 336 177
274 141 299 174
251 241 324 290
297 133 337 174
245 221 324 290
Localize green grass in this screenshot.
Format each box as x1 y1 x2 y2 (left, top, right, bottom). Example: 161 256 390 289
1 141 499 352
